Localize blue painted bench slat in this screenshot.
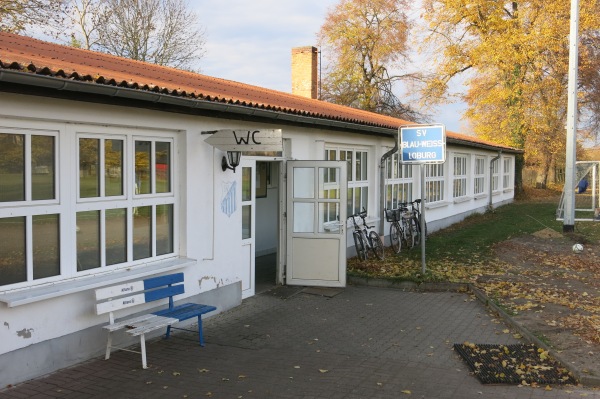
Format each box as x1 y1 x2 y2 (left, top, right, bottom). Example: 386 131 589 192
95 272 216 369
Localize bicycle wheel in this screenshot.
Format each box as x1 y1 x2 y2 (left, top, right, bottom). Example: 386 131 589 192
402 219 414 249
411 216 421 246
369 231 385 260
389 222 402 253
353 231 367 261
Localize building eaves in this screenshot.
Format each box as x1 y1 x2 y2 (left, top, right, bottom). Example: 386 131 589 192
0 32 523 154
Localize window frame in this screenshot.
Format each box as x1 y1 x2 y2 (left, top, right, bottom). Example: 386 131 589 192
425 163 445 204
0 128 61 287
503 157 512 190
474 156 486 196
491 157 500 192
325 146 370 216
0 124 179 290
452 153 468 199
384 151 413 209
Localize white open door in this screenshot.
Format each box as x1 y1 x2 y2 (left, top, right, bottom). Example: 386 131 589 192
240 159 255 298
286 161 347 287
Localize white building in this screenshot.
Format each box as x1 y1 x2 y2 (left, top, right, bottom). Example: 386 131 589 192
0 34 522 386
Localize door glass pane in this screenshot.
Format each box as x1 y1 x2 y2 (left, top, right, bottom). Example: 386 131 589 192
242 167 252 201
155 142 171 193
242 204 251 239
156 204 174 255
105 139 123 197
106 208 127 265
135 141 152 194
0 217 26 285
79 138 100 198
0 133 25 202
319 167 340 199
318 202 340 233
342 151 352 181
133 205 152 260
293 167 314 199
33 214 60 279
293 202 314 232
32 135 55 200
77 210 100 271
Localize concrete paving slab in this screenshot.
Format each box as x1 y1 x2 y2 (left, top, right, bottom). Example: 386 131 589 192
1 286 598 399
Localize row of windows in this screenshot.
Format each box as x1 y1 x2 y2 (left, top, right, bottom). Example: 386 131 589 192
384 152 513 209
324 147 514 216
0 130 176 288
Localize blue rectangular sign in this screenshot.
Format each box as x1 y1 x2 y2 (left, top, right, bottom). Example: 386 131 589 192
399 125 446 164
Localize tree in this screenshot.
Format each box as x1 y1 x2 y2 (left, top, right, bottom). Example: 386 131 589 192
0 0 64 33
66 0 104 49
420 0 600 186
66 0 205 70
318 0 426 121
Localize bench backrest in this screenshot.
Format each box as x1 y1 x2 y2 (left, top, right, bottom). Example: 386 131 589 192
95 273 185 316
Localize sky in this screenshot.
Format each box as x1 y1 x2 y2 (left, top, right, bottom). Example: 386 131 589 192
193 0 470 134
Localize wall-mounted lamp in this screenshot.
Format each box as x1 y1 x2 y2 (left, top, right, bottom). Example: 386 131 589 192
222 151 242 173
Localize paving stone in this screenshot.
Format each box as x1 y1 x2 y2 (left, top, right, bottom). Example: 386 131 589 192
1 286 598 398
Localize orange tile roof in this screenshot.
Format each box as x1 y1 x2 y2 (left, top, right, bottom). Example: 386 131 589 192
0 32 519 152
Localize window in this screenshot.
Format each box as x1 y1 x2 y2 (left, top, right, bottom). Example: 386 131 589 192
426 164 444 203
452 154 468 199
0 128 177 289
503 157 512 189
491 158 500 192
77 135 176 270
474 157 486 195
0 131 59 286
385 152 413 209
326 147 369 216
241 166 252 240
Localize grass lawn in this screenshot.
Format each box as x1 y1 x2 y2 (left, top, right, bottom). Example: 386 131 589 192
348 189 600 283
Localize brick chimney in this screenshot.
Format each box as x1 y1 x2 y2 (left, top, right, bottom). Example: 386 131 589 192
291 46 318 99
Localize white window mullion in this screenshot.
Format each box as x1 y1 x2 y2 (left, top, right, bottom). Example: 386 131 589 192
26 215 33 281
100 208 106 267
151 204 157 257
24 135 32 202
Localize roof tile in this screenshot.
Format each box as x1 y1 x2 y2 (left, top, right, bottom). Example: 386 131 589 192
0 31 519 152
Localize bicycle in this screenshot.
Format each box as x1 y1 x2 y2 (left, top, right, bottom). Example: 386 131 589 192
409 199 427 246
385 208 401 253
387 202 418 252
398 203 417 250
349 208 385 261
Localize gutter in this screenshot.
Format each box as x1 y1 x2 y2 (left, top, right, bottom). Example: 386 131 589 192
379 141 399 236
0 69 395 136
0 69 522 155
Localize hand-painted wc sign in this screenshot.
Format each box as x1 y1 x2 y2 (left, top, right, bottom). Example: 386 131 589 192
204 129 283 153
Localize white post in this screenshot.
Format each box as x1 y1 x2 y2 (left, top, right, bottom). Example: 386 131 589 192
564 0 580 232
420 164 426 274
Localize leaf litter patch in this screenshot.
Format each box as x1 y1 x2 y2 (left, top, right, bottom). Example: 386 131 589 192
454 342 577 385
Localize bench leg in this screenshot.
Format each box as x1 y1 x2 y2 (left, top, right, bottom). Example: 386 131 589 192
165 325 172 340
197 315 205 346
140 333 148 369
105 332 113 360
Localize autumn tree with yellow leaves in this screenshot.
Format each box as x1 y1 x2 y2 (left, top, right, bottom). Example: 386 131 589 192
318 0 427 121
420 0 600 186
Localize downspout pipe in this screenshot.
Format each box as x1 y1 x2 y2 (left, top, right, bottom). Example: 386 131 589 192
379 141 399 236
488 150 502 211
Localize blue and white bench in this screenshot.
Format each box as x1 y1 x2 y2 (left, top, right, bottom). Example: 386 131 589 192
95 272 216 369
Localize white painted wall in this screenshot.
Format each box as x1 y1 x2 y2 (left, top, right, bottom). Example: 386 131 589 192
0 92 516 386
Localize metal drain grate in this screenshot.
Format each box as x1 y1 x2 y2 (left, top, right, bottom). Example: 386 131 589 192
453 343 577 385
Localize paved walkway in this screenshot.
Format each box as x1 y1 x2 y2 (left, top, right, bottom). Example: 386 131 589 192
1 286 598 399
